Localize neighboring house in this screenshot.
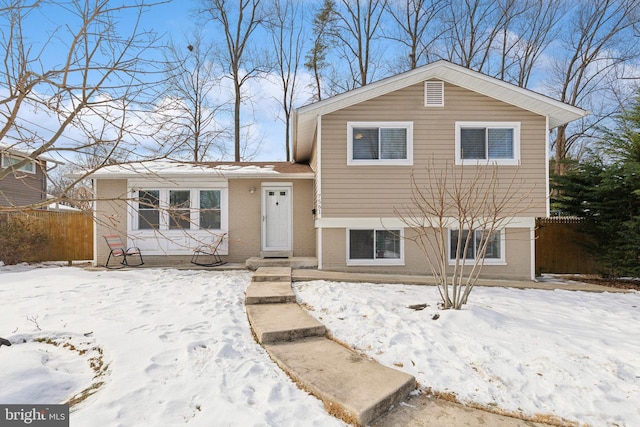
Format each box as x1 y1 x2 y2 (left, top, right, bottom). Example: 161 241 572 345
0 145 61 209
89 61 587 279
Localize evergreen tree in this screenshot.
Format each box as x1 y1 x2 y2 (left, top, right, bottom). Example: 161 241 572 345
305 0 336 101
553 91 640 277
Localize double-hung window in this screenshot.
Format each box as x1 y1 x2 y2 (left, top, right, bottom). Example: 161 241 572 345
348 229 403 265
199 190 221 229
1 154 35 173
169 190 191 229
138 190 160 229
348 122 413 165
449 229 505 264
455 122 520 165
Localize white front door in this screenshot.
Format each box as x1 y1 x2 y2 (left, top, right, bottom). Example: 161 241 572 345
262 185 292 252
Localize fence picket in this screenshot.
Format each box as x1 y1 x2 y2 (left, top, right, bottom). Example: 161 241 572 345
535 217 599 275
6 210 93 262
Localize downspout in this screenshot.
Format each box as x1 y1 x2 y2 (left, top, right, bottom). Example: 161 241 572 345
316 115 323 270
545 115 550 217
534 116 552 280
530 227 536 281
92 179 98 267
43 158 61 206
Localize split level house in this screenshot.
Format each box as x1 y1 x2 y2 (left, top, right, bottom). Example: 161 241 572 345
88 60 588 280
0 144 61 209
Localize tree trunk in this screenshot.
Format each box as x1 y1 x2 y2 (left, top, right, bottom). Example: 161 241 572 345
234 82 241 162
285 114 291 162
554 125 567 176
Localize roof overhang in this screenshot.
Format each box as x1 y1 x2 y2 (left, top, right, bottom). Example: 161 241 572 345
0 143 64 165
293 60 589 162
76 161 314 180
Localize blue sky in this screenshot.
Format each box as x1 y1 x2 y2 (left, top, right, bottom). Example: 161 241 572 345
18 0 302 163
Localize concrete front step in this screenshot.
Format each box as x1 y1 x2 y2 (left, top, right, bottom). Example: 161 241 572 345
246 257 318 270
246 303 326 344
265 337 416 426
245 281 297 305
252 266 292 283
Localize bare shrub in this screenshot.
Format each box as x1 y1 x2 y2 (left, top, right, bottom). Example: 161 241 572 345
0 214 49 265
396 161 534 309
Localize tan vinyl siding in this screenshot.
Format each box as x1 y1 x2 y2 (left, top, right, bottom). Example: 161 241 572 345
0 161 47 208
320 82 548 218
321 227 532 280
94 179 129 264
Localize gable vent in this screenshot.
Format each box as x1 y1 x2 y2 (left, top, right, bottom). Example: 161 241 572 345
424 80 444 107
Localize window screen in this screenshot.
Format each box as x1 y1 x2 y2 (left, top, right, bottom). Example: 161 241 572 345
460 127 515 160
350 230 401 260
169 190 190 229
352 127 407 161
138 190 160 229
200 190 221 229
450 229 501 260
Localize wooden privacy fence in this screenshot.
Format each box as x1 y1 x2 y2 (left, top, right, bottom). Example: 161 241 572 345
5 210 93 262
535 217 599 275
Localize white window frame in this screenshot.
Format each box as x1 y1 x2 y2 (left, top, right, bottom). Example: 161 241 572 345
455 122 521 166
136 189 161 230
131 188 226 232
346 228 405 266
1 154 36 174
347 121 413 166
448 228 506 265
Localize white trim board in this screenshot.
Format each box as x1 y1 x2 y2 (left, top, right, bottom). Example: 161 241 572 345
316 217 536 229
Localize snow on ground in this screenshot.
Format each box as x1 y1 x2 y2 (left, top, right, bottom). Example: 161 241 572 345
1 266 639 427
0 266 345 427
293 281 640 427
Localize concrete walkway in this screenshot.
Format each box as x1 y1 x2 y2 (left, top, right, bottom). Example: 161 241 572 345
245 267 416 426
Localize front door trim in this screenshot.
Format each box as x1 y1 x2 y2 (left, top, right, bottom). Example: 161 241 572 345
261 182 293 255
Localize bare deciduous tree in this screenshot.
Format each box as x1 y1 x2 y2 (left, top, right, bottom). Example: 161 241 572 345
201 0 266 162
266 0 305 162
331 0 388 90
547 0 640 175
157 33 229 162
441 0 507 73
396 161 534 309
384 0 447 71
505 0 563 88
0 0 166 212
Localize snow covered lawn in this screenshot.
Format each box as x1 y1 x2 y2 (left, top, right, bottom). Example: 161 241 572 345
294 281 640 427
1 266 638 427
0 266 345 427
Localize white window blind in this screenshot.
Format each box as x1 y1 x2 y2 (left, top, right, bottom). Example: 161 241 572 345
348 122 413 165
456 122 520 165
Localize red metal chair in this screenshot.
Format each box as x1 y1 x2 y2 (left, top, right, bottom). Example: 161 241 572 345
103 235 144 269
